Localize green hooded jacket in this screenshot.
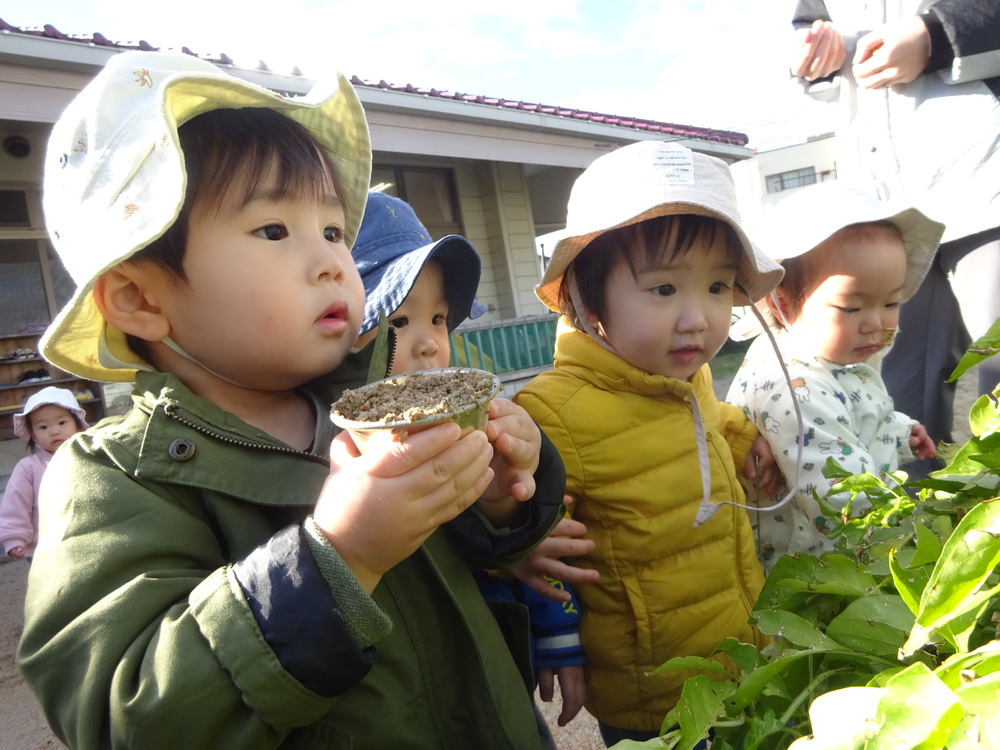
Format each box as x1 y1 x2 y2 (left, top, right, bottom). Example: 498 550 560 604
17 361 565 750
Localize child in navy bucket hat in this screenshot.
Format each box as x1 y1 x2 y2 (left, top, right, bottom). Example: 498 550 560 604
351 192 587 740
351 190 487 338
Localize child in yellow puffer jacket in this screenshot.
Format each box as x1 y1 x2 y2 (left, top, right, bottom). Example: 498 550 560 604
514 140 783 746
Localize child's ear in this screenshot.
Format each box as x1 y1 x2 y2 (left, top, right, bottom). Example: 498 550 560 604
766 287 794 325
92 263 172 343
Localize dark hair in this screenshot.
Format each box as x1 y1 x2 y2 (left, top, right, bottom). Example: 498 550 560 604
132 106 345 278
127 107 345 357
557 213 741 330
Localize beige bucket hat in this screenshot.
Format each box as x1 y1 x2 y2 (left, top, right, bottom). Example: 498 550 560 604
39 50 372 382
535 140 783 312
729 181 945 341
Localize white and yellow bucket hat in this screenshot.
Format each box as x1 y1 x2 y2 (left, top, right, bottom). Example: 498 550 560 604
40 50 372 382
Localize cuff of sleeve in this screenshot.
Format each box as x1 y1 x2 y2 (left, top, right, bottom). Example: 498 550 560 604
534 630 586 669
921 9 953 72
231 524 376 697
303 517 392 649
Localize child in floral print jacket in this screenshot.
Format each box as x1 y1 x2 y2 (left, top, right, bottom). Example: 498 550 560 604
727 183 943 572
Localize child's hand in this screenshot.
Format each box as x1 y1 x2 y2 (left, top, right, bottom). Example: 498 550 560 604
744 435 784 496
511 502 600 602
909 424 937 461
792 19 846 80
478 398 541 519
6 546 25 561
315 421 494 592
538 664 586 727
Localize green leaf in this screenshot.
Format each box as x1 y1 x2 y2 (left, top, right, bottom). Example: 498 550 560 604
802 686 883 747
714 638 764 674
954 670 1000 718
825 595 915 657
969 393 1000 438
671 675 731 750
889 549 929 615
949 316 1000 382
652 655 735 679
868 663 963 750
754 609 836 650
911 520 944 567
902 499 1000 656
934 641 1000 688
743 709 792 750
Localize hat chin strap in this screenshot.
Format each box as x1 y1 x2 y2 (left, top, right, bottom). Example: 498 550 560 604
161 336 253 389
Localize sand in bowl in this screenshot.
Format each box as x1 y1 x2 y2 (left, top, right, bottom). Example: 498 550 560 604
331 368 501 451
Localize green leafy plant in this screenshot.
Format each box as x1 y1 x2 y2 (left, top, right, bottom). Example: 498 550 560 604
614 321 1000 749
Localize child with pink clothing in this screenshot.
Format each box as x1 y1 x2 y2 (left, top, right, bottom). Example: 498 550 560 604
1 387 88 561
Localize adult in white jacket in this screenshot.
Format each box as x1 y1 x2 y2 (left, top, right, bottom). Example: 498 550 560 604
789 0 1000 471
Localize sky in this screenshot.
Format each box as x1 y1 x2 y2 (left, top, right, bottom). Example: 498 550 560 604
6 0 837 150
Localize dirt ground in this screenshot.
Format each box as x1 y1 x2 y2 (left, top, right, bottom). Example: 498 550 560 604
0 373 979 749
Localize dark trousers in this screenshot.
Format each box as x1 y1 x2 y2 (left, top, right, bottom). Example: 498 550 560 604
882 227 1000 474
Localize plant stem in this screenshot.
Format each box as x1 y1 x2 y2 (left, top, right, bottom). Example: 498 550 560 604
778 667 852 726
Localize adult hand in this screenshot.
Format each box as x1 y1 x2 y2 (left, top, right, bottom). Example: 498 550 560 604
853 16 930 89
792 19 846 80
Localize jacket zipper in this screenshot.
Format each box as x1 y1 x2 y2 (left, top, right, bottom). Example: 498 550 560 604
163 403 330 463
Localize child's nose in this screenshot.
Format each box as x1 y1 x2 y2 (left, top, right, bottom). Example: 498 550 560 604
860 310 883 333
415 334 439 358
677 301 708 332
313 240 346 283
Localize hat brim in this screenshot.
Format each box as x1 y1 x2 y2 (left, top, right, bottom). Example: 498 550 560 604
360 235 483 334
41 53 371 383
730 205 944 342
535 201 783 312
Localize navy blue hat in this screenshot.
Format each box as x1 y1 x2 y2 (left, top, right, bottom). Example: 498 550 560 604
352 191 487 334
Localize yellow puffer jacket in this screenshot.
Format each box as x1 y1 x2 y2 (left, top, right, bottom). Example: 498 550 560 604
514 322 767 732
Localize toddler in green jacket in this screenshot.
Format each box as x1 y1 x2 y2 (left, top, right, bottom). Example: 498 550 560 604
17 51 565 750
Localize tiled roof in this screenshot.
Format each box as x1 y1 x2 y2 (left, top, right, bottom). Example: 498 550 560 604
0 17 749 147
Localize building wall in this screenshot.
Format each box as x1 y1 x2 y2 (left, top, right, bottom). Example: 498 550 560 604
732 134 838 240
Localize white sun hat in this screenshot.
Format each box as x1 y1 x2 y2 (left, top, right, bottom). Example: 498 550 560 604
534 140 784 312
39 50 372 383
12 386 89 440
730 181 946 341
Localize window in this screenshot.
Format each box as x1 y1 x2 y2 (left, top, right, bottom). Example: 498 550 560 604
370 166 461 238
0 187 71 334
765 167 817 194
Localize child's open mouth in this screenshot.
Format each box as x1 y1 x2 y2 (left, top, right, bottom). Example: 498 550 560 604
317 301 349 333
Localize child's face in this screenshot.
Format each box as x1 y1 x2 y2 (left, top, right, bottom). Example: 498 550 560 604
597 233 737 381
387 260 452 376
789 228 907 366
148 171 364 389
29 404 80 453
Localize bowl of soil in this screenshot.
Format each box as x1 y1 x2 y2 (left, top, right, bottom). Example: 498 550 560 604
330 367 502 452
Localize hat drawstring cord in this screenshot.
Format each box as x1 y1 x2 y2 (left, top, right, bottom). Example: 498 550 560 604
693 299 804 526
161 336 254 389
